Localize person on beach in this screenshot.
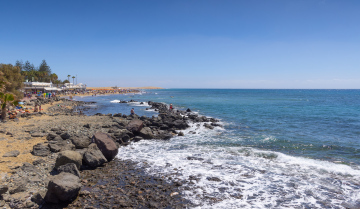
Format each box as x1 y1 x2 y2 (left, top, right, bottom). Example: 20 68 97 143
39 104 42 112
34 105 38 112
9 112 17 119
131 108 135 115
169 104 173 111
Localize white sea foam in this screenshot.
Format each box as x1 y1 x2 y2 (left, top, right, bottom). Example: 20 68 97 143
110 100 121 103
128 102 151 107
116 120 360 208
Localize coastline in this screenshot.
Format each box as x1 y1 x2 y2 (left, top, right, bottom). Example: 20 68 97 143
0 96 215 208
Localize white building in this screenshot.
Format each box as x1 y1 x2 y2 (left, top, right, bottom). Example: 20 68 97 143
63 83 87 90
23 82 63 93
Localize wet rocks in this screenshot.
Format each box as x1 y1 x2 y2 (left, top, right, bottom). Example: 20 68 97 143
44 172 81 203
32 143 51 156
92 132 118 161
62 159 191 209
138 127 154 139
55 150 82 169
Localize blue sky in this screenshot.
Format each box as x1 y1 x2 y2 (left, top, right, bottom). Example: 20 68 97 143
1 0 359 88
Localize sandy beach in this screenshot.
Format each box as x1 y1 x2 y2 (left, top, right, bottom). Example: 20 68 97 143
0 102 59 175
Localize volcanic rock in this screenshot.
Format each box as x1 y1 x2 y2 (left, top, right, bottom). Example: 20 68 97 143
83 143 108 167
55 150 82 169
92 132 118 161
44 172 81 203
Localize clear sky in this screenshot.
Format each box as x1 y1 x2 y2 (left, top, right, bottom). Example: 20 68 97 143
1 0 359 88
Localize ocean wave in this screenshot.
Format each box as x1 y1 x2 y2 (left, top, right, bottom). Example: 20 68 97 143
116 129 360 208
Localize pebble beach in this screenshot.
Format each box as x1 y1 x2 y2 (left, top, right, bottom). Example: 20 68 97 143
0 94 217 208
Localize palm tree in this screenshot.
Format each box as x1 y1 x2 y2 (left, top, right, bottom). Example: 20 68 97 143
0 93 18 121
67 75 71 84
72 76 75 87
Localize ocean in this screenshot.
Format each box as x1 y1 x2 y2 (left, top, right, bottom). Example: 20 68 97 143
75 89 360 208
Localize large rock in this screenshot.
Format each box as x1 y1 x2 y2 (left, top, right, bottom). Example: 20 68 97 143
57 163 80 177
138 127 154 139
44 172 81 203
48 143 61 152
83 144 107 167
55 151 82 169
126 119 144 133
92 132 118 161
71 136 92 149
32 143 51 157
173 120 189 129
60 132 71 140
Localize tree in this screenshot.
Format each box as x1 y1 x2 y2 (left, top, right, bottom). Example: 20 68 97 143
0 71 9 92
15 60 24 71
63 80 70 83
39 60 51 74
67 75 71 83
23 60 35 72
50 73 58 82
72 76 75 86
0 92 18 121
0 64 24 99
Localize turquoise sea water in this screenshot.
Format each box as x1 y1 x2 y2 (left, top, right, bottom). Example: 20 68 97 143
75 89 360 208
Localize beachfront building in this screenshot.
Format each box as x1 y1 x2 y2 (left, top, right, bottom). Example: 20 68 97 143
63 83 87 90
23 82 63 94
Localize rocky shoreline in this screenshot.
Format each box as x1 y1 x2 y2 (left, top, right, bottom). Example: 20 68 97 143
0 97 221 208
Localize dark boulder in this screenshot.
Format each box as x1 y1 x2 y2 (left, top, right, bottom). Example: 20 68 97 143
0 185 8 195
92 132 118 161
83 143 107 167
55 150 82 169
70 136 92 149
60 132 71 140
126 119 144 133
138 127 154 139
186 108 191 112
32 143 51 157
204 123 214 129
44 172 81 203
57 163 80 177
46 133 58 140
48 143 62 152
173 120 189 129
121 134 130 143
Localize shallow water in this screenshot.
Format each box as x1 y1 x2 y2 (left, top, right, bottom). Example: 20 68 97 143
76 89 360 208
